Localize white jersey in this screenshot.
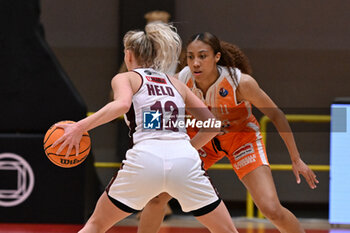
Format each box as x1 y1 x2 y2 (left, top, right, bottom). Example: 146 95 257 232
108 68 220 214
125 68 189 144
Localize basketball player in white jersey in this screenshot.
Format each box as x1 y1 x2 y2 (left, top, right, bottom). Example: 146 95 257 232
51 22 239 233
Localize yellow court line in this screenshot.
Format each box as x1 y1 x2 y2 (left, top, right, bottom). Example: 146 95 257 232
94 162 329 171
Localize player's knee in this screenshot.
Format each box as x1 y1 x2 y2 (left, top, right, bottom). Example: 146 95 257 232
221 225 239 233
208 222 238 233
84 218 106 233
148 197 166 207
147 195 170 208
259 202 284 221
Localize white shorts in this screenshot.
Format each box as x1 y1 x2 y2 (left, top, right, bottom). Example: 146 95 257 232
106 139 219 213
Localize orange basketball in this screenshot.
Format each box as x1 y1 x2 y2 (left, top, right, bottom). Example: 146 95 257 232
43 120 91 168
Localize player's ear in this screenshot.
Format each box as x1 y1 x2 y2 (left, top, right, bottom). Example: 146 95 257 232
124 49 134 70
124 49 132 62
215 52 221 63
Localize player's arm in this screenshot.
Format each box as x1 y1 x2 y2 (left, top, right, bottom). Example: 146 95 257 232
52 72 134 156
78 72 134 131
237 74 318 189
171 77 219 149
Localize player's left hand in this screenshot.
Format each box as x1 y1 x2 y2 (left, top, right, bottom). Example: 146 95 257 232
292 158 319 189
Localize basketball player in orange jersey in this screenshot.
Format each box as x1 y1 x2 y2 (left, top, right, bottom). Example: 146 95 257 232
51 24 240 233
137 32 319 233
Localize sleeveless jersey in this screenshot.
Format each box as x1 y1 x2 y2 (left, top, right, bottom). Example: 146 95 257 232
178 66 268 179
179 65 261 135
125 68 189 144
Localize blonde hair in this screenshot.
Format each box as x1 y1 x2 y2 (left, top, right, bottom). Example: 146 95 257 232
123 22 181 73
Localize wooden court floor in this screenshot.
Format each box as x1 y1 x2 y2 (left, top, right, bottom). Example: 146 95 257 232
1 215 349 233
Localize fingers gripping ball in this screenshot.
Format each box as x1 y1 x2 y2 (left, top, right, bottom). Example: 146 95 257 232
43 120 91 168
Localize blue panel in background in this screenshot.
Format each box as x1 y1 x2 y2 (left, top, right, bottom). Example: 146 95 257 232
329 104 350 224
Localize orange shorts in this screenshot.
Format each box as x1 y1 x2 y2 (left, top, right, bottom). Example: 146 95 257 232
190 130 269 180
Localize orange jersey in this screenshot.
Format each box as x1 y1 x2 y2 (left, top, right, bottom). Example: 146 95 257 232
179 66 269 179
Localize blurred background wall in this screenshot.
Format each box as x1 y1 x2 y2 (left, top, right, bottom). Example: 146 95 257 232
39 0 350 216
41 0 120 165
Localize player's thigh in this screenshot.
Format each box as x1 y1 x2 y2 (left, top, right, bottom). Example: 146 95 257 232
195 201 238 233
241 165 280 209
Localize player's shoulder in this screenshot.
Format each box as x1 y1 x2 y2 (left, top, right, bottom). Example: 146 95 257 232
237 73 260 94
113 71 138 79
169 75 185 90
111 71 142 93
239 73 257 85
169 75 189 99
111 71 136 84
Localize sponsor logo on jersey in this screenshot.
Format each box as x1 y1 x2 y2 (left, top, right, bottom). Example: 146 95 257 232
219 88 228 97
146 76 167 84
232 143 254 161
143 110 161 129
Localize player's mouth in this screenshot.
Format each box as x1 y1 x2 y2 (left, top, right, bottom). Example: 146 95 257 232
193 71 202 76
